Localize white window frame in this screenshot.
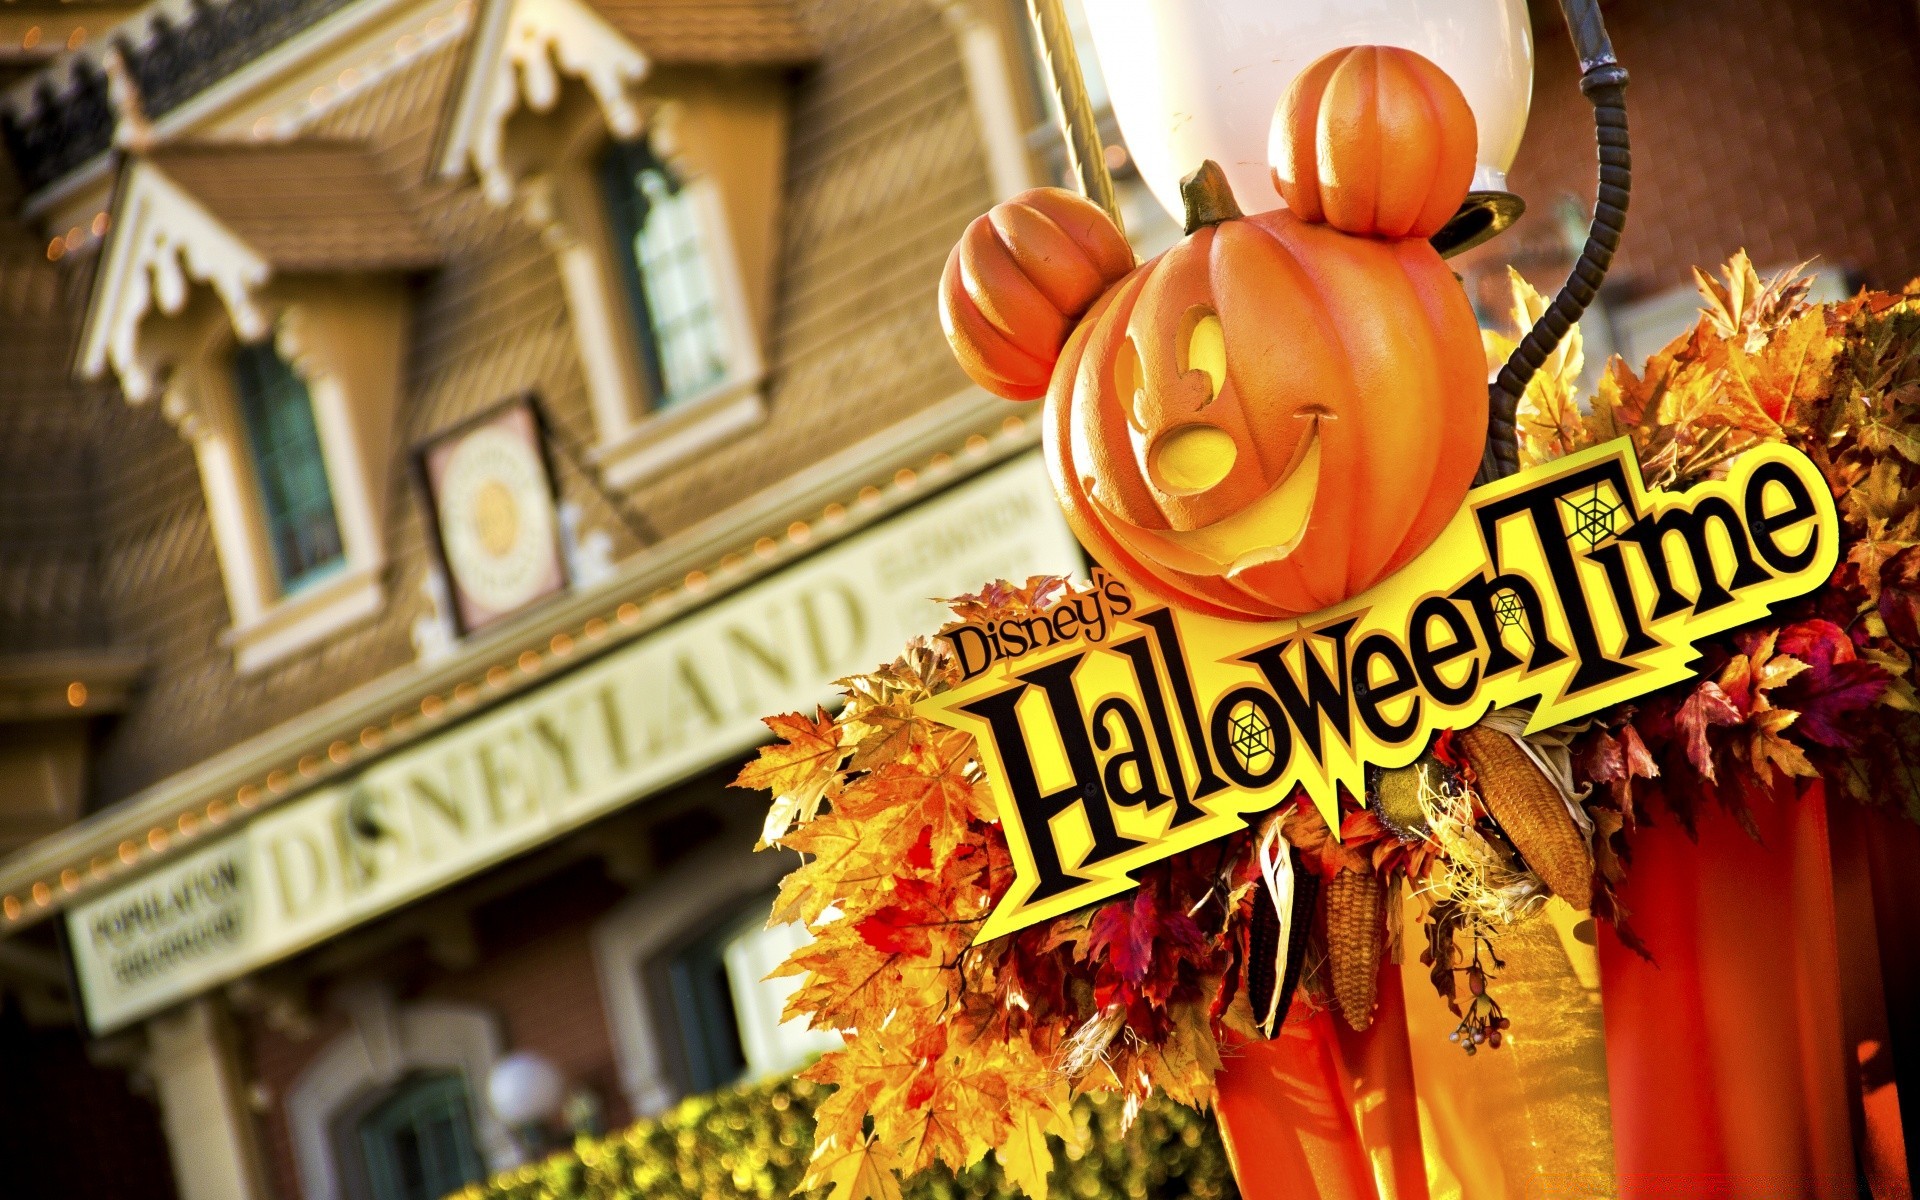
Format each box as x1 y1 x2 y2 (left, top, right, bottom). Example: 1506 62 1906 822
589 842 791 1117
534 110 766 489
78 161 407 675
284 988 514 1200
439 0 766 489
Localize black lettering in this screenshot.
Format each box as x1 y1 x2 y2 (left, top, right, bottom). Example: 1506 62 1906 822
1074 593 1109 645
1092 697 1170 810
1586 544 1660 657
1135 608 1230 801
1409 595 1482 707
1452 572 1569 678
945 625 997 682
959 655 1142 903
1241 619 1357 766
1745 460 1820 573
1112 635 1206 826
1352 634 1421 743
1472 462 1632 693
1622 496 1771 617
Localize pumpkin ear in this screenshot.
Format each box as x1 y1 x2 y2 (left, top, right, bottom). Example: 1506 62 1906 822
940 188 1134 401
1268 45 1478 240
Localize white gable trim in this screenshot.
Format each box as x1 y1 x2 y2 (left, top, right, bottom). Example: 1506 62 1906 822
81 159 272 405
437 0 649 204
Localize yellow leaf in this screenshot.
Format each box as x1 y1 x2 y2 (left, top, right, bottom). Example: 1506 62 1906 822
995 1112 1057 1200
801 1134 904 1200
1747 708 1817 784
739 709 845 846
1501 269 1593 466
769 805 911 927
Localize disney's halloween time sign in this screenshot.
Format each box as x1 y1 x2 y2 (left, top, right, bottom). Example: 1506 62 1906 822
924 439 1841 940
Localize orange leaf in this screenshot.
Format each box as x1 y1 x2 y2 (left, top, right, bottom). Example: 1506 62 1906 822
737 708 845 845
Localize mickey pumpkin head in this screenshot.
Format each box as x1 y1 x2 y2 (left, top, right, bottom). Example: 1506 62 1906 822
942 47 1487 621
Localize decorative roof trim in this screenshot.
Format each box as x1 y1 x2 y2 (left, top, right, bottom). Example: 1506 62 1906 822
11 0 440 219
438 0 649 204
79 156 272 408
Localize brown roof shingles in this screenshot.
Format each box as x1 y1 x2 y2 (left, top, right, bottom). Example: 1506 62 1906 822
589 0 819 64
147 141 440 272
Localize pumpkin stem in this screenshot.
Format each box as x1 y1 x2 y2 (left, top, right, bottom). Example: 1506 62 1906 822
1181 160 1243 234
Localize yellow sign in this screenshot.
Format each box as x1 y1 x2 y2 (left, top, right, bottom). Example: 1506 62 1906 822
924 439 1841 940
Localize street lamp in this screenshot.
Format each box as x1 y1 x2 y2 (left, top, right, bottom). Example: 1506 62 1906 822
488 1051 565 1160
1077 0 1535 224
1024 0 1630 483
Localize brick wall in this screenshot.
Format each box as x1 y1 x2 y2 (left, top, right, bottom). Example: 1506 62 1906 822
240 863 631 1200
1489 0 1920 299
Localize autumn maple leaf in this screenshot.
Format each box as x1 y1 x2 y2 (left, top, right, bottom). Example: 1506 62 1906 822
1675 680 1742 780
1087 879 1207 1010
1878 545 1920 648
771 804 914 926
856 878 959 958
837 756 995 867
1772 620 1890 748
800 1131 904 1200
1746 708 1817 785
737 708 844 846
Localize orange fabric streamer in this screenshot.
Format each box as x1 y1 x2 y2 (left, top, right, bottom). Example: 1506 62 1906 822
1596 784 1863 1199
1214 971 1431 1200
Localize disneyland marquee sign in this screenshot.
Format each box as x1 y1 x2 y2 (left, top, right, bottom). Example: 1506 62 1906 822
69 454 1083 1033
927 440 1842 939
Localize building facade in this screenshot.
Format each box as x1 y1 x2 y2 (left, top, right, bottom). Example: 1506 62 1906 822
0 1 1096 1197
4 1 1920 1199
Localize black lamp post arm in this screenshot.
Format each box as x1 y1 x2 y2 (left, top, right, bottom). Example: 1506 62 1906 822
1477 0 1631 484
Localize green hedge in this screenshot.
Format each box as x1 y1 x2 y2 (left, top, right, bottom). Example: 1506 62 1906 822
453 1076 1236 1200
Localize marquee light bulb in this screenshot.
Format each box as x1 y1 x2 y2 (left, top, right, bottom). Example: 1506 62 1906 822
1078 0 1534 220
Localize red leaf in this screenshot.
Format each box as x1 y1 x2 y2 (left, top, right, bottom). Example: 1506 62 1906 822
1088 889 1161 986
1087 880 1208 1011
1774 620 1889 748
1676 681 1742 781
855 877 946 956
1880 546 1920 648
1584 730 1626 783
1620 723 1659 780
904 825 935 872
857 908 931 956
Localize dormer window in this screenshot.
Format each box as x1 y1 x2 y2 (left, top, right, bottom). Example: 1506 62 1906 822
438 0 791 489
78 143 433 673
598 138 730 411
231 339 345 592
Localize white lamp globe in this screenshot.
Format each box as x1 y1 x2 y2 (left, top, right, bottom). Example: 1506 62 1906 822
1078 0 1534 221
487 1052 566 1128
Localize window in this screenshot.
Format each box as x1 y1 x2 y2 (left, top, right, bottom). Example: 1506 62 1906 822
662 903 838 1095
666 912 751 1093
353 1072 486 1200
231 340 344 591
598 138 730 409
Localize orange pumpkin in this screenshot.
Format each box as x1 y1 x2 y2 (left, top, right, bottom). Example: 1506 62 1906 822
1043 160 1486 621
1270 45 1477 240
940 188 1135 401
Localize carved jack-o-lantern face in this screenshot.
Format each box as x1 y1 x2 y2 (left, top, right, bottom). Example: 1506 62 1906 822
1042 163 1487 621
940 47 1489 621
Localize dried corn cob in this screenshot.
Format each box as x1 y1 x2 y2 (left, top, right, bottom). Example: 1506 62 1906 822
1326 866 1385 1031
1247 844 1318 1036
1456 724 1594 908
